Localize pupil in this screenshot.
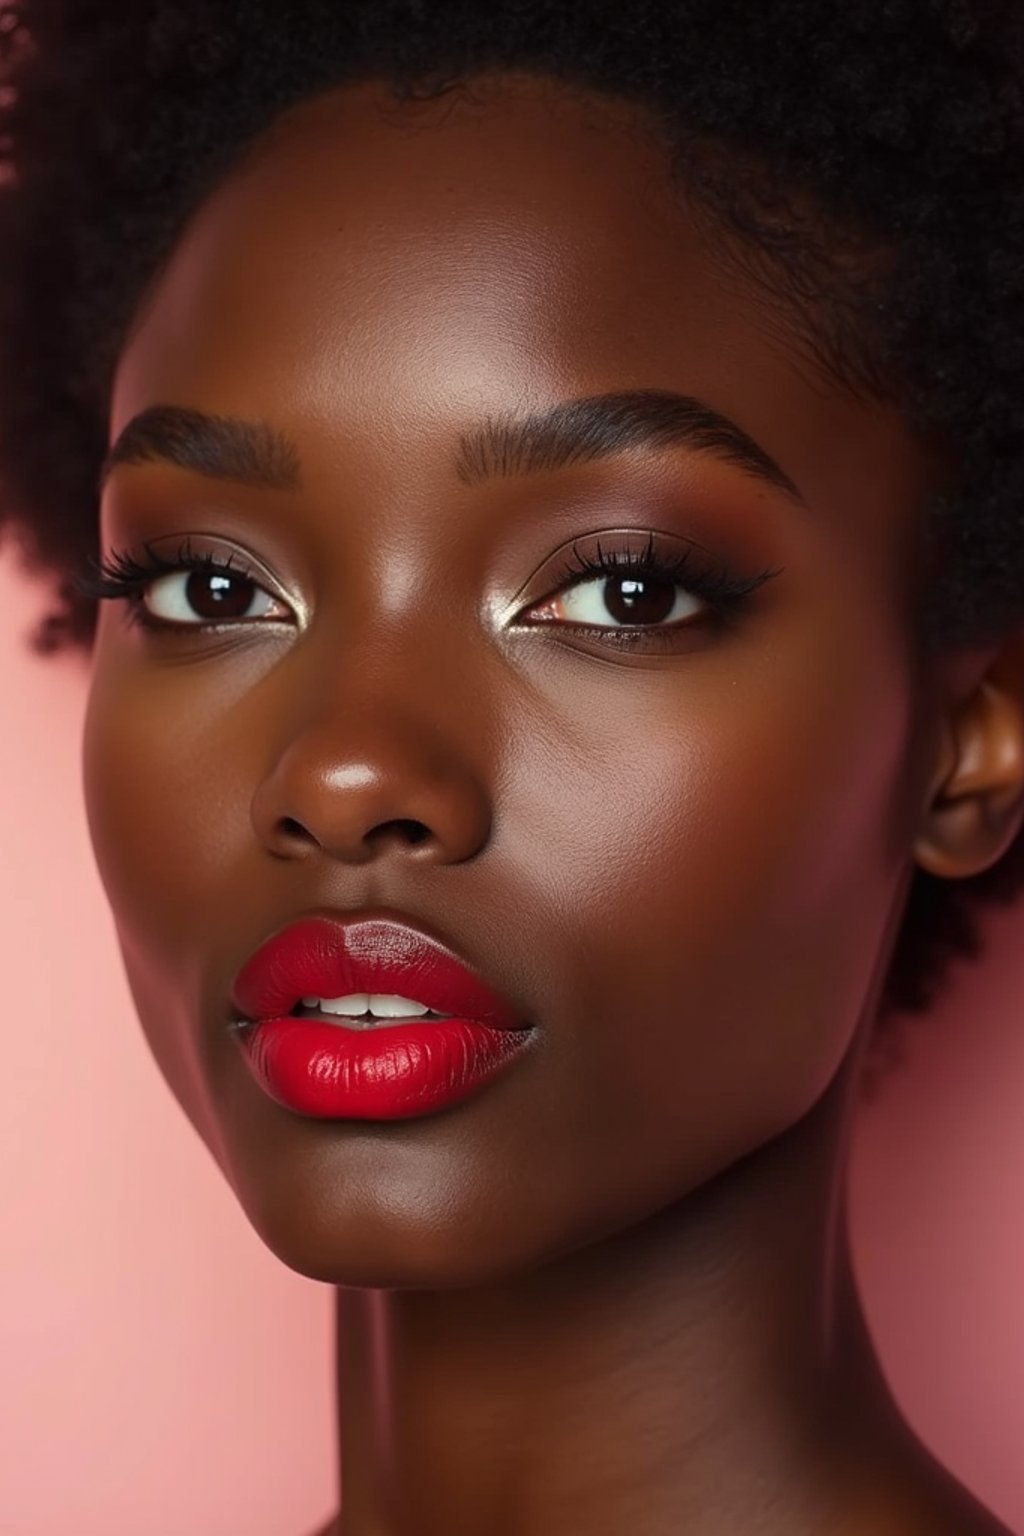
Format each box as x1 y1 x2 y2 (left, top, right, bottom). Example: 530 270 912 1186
604 575 674 626
186 570 253 620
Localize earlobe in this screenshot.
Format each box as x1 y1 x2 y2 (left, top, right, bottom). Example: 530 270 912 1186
914 659 1024 881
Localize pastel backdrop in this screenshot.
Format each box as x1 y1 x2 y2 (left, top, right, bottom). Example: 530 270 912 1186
2 545 1023 1535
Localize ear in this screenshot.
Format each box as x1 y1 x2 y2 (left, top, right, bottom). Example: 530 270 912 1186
914 624 1024 880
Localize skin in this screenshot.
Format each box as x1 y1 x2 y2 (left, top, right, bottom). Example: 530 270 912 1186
79 71 1024 1536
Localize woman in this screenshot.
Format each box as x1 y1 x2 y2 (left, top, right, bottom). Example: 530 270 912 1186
2 2 1023 1532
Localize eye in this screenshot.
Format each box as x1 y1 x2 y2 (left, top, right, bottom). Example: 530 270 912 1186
515 532 780 650
72 530 782 647
532 565 700 629
71 539 292 632
143 564 283 628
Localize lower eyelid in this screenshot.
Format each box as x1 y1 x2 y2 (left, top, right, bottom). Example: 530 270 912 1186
133 569 282 628
117 535 769 642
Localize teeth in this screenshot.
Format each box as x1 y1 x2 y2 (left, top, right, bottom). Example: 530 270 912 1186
300 992 431 1018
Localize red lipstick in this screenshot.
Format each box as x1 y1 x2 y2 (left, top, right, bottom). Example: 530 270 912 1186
229 912 534 1120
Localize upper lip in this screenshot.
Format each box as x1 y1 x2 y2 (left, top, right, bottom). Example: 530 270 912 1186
229 908 529 1030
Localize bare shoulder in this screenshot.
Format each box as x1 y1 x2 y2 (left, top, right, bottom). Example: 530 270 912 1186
295 1488 1014 1536
301 1516 339 1536
299 1494 1013 1536
841 1466 1016 1536
927 1488 1017 1536
911 1457 1016 1536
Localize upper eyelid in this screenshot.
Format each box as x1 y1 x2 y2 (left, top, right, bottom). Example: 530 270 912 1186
149 544 681 606
152 545 289 602
87 529 771 635
167 553 293 617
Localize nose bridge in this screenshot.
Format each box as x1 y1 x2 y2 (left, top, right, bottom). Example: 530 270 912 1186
315 590 477 734
250 602 495 863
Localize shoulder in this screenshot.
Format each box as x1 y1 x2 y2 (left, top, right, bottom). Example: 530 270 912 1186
301 1517 339 1536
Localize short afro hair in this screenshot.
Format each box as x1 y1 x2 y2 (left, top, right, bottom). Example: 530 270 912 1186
2 0 1024 1066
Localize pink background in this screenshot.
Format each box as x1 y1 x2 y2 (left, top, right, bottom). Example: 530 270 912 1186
2 545 1023 1536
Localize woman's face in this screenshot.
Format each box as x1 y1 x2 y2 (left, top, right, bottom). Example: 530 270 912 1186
83 72 944 1283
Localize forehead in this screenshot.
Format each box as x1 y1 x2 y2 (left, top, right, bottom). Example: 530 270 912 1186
109 70 934 535
113 73 802 419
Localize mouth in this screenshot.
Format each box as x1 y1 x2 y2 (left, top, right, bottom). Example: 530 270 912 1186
279 998 453 1031
226 912 534 1119
229 909 531 1034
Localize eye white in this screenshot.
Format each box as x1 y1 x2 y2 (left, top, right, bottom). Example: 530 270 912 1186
555 575 700 627
145 570 280 625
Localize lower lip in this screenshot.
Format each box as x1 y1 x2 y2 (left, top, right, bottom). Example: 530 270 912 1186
236 1015 533 1119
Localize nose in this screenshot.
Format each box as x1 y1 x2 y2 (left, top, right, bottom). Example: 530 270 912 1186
248 648 494 868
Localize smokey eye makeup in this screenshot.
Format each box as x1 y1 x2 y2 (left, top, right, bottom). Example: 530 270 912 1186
72 527 783 653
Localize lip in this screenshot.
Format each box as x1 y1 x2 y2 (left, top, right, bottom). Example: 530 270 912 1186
228 910 534 1121
229 909 528 1029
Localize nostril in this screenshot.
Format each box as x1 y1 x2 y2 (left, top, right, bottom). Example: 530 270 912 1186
369 818 432 848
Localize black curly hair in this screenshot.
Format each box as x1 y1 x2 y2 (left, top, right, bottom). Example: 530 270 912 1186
1 0 1023 1070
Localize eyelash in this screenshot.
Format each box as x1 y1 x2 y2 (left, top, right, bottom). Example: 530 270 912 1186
72 533 780 650
546 535 778 647
72 540 270 634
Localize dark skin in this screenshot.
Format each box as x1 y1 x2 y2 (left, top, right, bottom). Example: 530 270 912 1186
79 71 1024 1535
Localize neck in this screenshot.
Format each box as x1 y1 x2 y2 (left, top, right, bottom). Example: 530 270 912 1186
323 875 972 1536
326 1056 956 1534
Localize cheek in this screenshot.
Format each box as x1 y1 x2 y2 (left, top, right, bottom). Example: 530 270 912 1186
497 609 916 1223
79 633 254 1157
77 576 919 1279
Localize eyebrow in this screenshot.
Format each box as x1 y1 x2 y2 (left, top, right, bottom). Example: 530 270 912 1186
100 406 302 494
100 389 804 504
455 390 804 503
